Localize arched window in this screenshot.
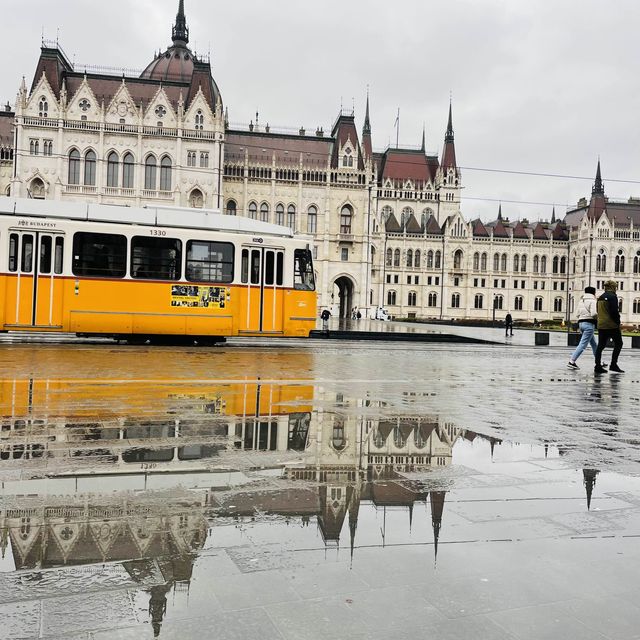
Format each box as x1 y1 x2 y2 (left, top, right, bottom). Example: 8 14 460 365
189 188 204 208
84 150 96 186
596 249 607 272
513 254 519 272
332 421 346 450
248 201 258 219
633 299 640 314
393 248 400 267
534 296 543 311
515 295 523 311
619 298 623 313
560 256 567 274
493 253 500 271
451 293 461 308
533 255 539 273
520 254 527 273
381 205 393 221
435 250 441 269
68 149 81 185
393 426 406 448
38 96 48 118
340 205 352 234
481 252 487 271
634 251 640 274
226 199 237 216
428 292 438 307
494 295 503 310
195 109 204 130
414 250 421 268
473 252 480 271
501 253 507 271
287 204 296 230
583 251 588 273
427 250 434 269
386 248 393 267
554 297 563 312
307 205 317 233
454 250 463 270
615 250 625 273
30 177 45 199
408 291 417 306
474 294 483 309
406 249 413 268
122 152 134 189
275 203 285 225
540 255 547 274
553 256 559 273
160 155 172 191
107 151 119 187
260 202 269 222
387 290 397 306
144 155 157 190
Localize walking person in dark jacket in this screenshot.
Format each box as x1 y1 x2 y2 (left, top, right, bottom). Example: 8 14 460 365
594 280 624 373
504 313 514 336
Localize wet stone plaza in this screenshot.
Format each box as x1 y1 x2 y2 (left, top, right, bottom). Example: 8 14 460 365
1 335 640 639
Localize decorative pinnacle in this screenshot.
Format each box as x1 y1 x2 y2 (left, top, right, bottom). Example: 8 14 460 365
172 0 189 45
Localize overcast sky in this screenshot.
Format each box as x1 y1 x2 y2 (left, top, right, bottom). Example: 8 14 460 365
3 0 640 222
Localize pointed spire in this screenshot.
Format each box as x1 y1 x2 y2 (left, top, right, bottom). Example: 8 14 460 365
421 123 425 152
583 469 599 510
592 159 604 195
497 203 503 220
363 87 371 135
551 207 556 224
445 99 454 142
430 491 446 566
172 0 189 45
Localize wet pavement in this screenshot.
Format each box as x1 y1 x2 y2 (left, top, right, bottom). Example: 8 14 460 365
0 339 639 639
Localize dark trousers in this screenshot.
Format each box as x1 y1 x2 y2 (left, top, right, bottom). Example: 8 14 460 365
505 323 513 336
595 329 623 366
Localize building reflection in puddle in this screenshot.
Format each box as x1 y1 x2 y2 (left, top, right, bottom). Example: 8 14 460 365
0 360 601 637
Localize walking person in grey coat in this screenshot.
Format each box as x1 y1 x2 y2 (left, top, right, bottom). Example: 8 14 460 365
567 286 601 370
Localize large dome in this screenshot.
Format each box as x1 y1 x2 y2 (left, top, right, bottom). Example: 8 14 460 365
140 45 195 83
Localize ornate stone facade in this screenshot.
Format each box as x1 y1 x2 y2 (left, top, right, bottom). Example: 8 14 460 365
2 2 640 324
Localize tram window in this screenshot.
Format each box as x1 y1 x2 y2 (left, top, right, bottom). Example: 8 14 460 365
40 236 52 274
265 251 275 285
241 249 249 283
131 236 181 280
21 235 34 272
293 248 315 290
8 233 18 272
54 237 64 274
250 249 260 284
186 240 234 283
178 444 221 460
72 232 127 278
276 251 284 285
122 448 174 463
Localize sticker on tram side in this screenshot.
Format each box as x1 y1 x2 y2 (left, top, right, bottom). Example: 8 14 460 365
170 285 229 309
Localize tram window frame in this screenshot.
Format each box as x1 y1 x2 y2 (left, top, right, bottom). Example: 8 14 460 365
40 236 52 274
293 248 315 290
241 248 249 283
131 236 182 281
21 234 34 273
265 251 275 285
186 240 234 283
72 232 127 278
8 233 18 272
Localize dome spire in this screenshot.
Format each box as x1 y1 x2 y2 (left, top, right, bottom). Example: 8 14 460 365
172 0 189 45
592 158 603 195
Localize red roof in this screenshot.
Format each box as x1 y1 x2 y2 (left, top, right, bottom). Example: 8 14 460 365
492 218 509 238
511 220 529 239
225 130 332 168
379 149 439 185
330 114 364 170
472 219 489 237
532 223 549 240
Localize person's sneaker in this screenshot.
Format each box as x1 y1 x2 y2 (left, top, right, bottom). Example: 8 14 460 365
594 365 607 374
567 361 579 370
609 364 625 373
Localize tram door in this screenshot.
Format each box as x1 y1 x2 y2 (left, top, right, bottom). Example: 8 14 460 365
5 231 65 328
239 246 285 333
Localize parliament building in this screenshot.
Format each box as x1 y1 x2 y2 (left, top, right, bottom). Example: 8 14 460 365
1 1 639 324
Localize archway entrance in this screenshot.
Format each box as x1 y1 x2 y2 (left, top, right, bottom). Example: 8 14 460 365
332 276 355 319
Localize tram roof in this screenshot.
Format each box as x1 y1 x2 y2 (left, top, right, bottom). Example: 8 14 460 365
0 198 295 238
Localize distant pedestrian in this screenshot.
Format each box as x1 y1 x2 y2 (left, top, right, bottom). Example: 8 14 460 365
595 280 624 374
356 310 362 320
505 312 514 336
320 308 331 331
567 286 598 370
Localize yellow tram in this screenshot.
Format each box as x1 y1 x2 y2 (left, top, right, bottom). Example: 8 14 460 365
0 198 317 341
